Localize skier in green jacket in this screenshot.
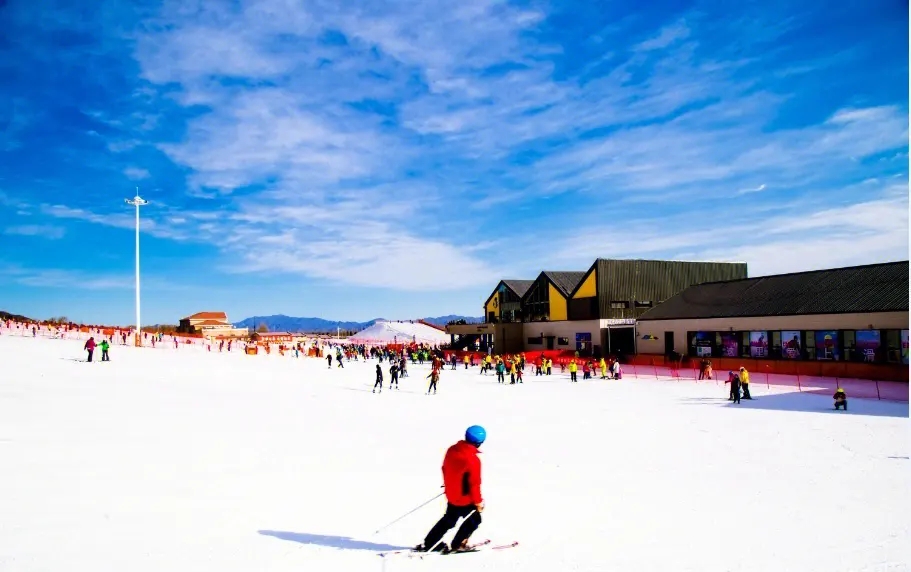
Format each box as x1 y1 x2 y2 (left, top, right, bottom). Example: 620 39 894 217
100 339 111 362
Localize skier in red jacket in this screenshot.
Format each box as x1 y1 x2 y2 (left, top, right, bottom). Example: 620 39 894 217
415 425 486 553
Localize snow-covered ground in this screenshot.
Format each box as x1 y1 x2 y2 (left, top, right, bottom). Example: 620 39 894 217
1 335 907 572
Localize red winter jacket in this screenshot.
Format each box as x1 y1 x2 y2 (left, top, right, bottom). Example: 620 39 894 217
442 440 483 507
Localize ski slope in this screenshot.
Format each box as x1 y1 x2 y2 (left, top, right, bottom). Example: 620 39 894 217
0 335 907 572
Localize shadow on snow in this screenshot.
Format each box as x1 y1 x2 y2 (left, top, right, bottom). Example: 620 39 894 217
679 391 908 419
258 530 410 552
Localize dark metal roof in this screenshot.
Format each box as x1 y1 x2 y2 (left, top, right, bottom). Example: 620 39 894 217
542 271 588 297
638 261 909 321
502 280 535 298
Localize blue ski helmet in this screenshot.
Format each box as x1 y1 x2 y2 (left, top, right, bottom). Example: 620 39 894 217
465 425 486 445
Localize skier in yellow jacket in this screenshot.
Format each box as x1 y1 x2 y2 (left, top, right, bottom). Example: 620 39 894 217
568 360 578 383
739 367 752 399
599 358 607 379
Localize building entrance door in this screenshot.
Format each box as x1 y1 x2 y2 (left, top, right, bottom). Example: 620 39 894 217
664 332 675 356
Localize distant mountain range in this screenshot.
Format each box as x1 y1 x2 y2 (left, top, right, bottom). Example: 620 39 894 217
233 314 483 333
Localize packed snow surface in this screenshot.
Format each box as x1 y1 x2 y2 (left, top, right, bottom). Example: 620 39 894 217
0 335 907 572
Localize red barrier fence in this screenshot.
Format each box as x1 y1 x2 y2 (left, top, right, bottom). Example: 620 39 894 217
624 354 908 382
619 363 908 402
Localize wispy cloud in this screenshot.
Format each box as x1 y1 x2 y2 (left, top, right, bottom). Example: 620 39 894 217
4 225 66 239
737 184 767 196
635 20 690 51
0 265 132 290
124 167 150 180
2 0 906 307
538 181 909 276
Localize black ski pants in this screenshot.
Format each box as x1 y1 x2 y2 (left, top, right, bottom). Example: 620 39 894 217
570 371 577 382
742 383 751 399
424 503 481 551
496 371 504 383
427 379 437 393
836 400 848 410
86 349 93 362
101 349 109 361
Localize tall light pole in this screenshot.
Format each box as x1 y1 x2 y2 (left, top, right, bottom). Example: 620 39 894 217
125 189 148 347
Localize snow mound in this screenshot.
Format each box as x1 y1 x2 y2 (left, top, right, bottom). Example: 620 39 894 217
348 320 448 345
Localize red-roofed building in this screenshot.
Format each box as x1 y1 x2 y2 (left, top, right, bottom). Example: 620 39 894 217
178 311 249 338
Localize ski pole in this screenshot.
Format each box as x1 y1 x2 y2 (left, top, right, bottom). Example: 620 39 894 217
372 491 445 535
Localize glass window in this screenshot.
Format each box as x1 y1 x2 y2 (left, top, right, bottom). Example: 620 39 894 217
634 301 652 308
771 331 782 358
843 330 857 361
610 301 629 309
885 329 901 363
557 337 570 346
741 332 750 358
689 331 714 357
805 331 815 360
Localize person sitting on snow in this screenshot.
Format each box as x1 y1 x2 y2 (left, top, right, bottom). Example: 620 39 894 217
834 388 848 411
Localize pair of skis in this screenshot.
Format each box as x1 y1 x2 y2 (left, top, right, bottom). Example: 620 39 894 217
378 539 519 559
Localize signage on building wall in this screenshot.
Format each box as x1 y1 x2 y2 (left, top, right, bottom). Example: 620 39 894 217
602 319 636 326
749 331 768 358
781 331 801 359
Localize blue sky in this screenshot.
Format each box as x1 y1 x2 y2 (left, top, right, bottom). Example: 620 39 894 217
0 0 908 326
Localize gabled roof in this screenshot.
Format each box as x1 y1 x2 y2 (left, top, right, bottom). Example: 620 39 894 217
186 311 228 321
502 280 535 298
485 279 535 306
541 271 587 298
638 261 909 321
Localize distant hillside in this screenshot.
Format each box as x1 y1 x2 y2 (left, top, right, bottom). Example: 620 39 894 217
421 315 484 327
0 310 33 322
234 314 482 333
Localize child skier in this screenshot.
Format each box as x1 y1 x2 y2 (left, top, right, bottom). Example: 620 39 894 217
426 369 440 394
390 363 399 390
100 339 111 362
726 371 741 404
834 388 848 410
374 364 383 393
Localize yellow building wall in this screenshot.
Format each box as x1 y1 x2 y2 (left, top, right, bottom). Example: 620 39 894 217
548 283 568 321
573 269 597 298
485 296 498 319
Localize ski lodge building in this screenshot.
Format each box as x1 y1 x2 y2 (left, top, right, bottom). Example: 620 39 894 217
448 259 908 381
177 311 250 339
635 261 909 376
453 259 747 356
